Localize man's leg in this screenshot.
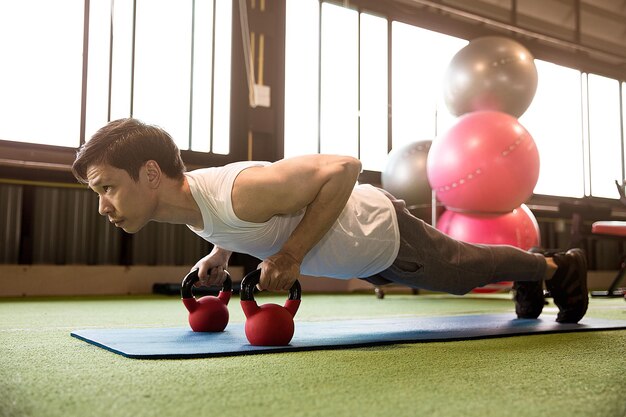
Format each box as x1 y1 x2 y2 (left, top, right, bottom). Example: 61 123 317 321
376 191 588 322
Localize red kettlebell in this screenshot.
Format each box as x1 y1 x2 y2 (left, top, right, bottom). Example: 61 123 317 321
240 269 301 346
181 270 232 332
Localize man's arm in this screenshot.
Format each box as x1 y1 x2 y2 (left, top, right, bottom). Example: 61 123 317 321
232 154 362 291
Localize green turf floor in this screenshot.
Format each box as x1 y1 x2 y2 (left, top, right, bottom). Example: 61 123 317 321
1 292 625 417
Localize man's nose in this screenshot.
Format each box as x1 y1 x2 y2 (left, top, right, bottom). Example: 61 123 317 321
98 196 112 216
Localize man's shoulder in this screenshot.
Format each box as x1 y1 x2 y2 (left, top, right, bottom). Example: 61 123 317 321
189 161 269 176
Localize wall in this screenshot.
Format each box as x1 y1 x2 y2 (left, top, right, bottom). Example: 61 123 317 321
1 180 623 297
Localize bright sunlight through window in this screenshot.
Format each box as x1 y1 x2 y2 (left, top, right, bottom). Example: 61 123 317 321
0 0 84 147
520 60 584 198
1 0 231 153
284 1 625 200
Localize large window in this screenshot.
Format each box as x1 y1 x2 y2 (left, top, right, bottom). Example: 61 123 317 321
519 60 584 198
285 1 465 172
3 0 625 201
0 0 84 147
391 22 466 151
586 74 623 198
284 1 626 201
359 13 388 171
285 0 393 171
0 0 232 153
284 0 319 157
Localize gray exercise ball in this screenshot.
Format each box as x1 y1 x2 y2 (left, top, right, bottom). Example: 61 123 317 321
382 140 434 211
444 36 538 118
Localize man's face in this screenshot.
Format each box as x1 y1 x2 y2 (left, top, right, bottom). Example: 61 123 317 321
86 163 155 234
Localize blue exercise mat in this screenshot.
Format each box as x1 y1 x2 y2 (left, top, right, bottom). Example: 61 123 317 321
71 313 626 359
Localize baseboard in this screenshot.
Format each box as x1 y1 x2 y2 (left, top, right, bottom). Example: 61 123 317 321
0 265 376 297
0 265 616 297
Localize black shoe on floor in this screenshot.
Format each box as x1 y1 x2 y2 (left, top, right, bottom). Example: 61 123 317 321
546 248 589 323
513 280 544 319
513 247 546 319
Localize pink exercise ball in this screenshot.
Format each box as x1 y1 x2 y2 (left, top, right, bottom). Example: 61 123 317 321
427 110 539 213
436 204 540 249
437 204 540 293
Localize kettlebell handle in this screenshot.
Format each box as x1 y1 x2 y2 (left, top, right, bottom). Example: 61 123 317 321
181 269 232 299
240 269 301 301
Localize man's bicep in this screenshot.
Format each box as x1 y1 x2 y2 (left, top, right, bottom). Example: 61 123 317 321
234 155 359 221
232 162 322 221
262 154 360 201
257 161 326 211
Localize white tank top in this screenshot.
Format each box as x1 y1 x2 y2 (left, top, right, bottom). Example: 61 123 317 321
185 161 400 279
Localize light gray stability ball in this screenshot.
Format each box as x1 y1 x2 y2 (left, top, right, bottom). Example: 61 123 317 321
443 36 538 118
382 140 433 210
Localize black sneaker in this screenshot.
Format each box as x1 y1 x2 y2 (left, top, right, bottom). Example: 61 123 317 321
546 248 589 323
513 247 546 319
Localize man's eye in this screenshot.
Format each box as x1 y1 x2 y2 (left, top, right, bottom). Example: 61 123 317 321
103 186 111 192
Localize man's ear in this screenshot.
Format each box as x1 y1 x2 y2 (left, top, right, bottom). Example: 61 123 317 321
144 160 162 188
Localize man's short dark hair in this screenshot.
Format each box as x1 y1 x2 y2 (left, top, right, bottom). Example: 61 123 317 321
72 118 186 184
